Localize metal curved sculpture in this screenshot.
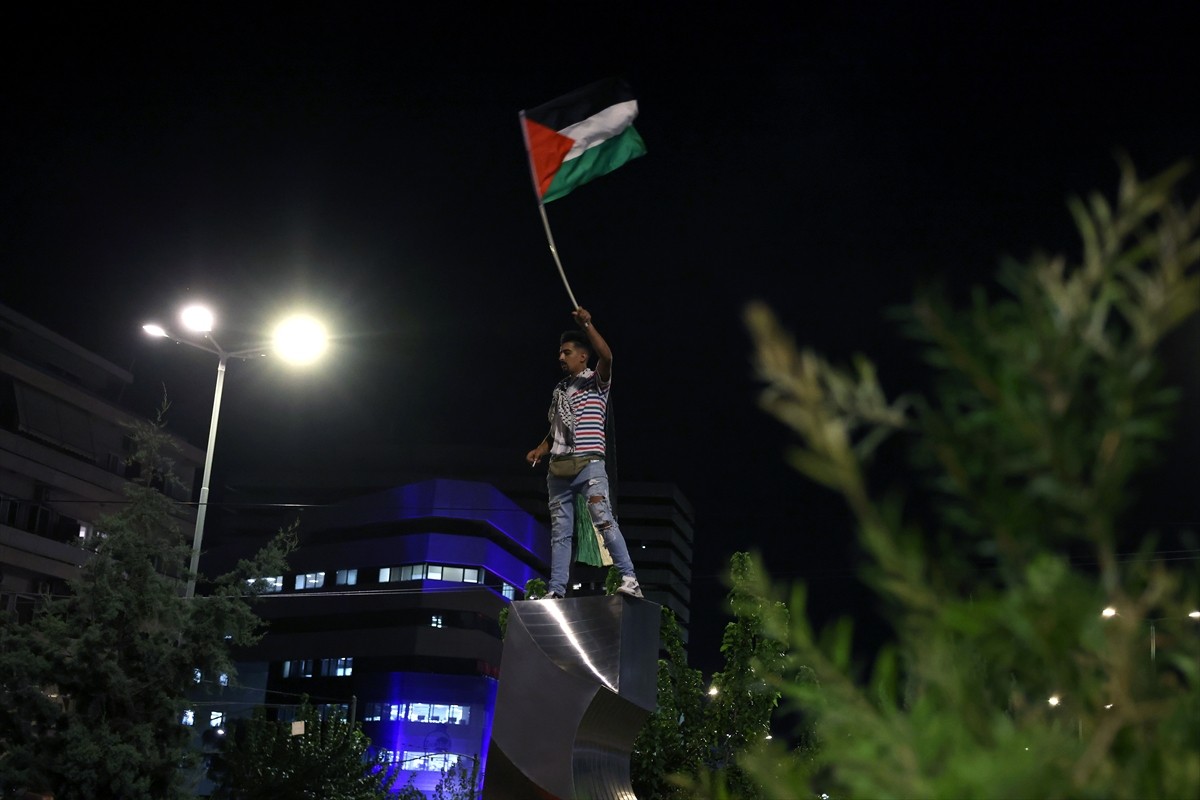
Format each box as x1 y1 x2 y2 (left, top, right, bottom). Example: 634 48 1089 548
484 594 660 800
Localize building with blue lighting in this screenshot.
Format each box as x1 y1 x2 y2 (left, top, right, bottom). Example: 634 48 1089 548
202 478 548 795
216 443 697 642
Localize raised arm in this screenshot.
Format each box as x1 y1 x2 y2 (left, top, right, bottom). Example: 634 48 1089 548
572 306 612 383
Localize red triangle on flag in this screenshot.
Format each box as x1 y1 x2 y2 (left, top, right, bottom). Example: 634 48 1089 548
523 117 575 200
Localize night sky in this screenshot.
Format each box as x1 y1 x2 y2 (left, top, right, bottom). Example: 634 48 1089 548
4 4 1198 674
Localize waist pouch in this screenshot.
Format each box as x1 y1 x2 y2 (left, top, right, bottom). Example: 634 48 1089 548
548 454 602 479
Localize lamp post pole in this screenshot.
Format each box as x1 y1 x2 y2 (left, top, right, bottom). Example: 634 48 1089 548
187 352 228 599
143 304 328 600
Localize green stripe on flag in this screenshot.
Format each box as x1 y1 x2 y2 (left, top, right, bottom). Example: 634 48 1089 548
543 125 647 203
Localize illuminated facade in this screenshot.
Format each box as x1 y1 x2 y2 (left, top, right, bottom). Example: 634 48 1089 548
202 479 548 795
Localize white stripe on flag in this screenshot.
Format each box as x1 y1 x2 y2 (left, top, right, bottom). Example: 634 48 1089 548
558 99 639 162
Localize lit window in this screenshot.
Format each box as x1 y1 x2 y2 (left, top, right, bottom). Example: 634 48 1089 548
284 659 314 679
193 669 202 684
364 703 382 722
443 566 463 583
408 702 431 722
336 569 358 586
502 583 515 600
218 673 229 687
181 709 195 726
463 568 480 584
295 572 325 590
78 524 89 539
431 614 443 629
411 564 426 580
210 711 225 728
402 751 458 772
248 576 284 593
427 565 443 580
318 657 354 677
379 567 392 583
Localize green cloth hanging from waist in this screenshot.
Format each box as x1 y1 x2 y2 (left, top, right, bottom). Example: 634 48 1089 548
573 494 612 567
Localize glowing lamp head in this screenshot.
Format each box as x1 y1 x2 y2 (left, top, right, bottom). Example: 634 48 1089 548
273 314 328 365
180 305 214 333
142 324 168 338
1101 607 1117 618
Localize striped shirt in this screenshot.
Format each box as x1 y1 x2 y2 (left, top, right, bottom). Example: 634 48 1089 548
548 368 610 456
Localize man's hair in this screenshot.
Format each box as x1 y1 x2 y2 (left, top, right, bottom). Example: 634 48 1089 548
559 330 591 357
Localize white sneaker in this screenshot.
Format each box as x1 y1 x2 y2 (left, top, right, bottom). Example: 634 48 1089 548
616 576 643 598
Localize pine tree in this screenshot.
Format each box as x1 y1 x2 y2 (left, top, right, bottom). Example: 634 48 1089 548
723 161 1200 798
0 407 293 799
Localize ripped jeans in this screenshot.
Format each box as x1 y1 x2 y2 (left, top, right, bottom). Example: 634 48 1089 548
546 459 636 596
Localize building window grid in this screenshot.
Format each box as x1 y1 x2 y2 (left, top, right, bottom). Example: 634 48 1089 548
401 751 458 772
247 575 284 593
281 659 314 679
295 571 325 590
362 702 471 726
281 658 353 678
379 562 485 585
317 657 354 677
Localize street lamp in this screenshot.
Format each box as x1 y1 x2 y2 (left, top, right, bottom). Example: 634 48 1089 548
142 303 328 598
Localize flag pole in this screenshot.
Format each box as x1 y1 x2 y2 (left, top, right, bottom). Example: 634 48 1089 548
536 203 580 310
520 110 580 310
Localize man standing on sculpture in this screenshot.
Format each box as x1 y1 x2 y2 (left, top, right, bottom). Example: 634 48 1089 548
525 307 642 600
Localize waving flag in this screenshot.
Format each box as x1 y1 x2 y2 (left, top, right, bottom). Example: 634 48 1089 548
520 78 647 203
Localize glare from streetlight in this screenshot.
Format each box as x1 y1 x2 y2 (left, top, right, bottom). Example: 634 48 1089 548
1190 611 1200 620
181 304 214 332
708 686 719 697
1101 607 1117 618
1047 694 1061 707
142 323 168 338
273 314 328 364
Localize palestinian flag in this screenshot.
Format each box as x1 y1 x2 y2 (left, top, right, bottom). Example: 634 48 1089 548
520 78 647 203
